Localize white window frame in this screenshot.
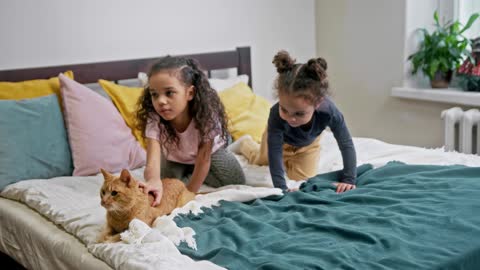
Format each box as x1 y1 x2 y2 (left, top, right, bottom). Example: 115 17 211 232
441 0 480 39
392 0 480 106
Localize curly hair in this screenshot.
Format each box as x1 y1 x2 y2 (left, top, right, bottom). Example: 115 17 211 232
272 50 330 105
135 56 229 153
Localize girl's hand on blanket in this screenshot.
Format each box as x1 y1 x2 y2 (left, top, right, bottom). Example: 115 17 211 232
139 180 163 206
287 187 299 192
333 182 356 193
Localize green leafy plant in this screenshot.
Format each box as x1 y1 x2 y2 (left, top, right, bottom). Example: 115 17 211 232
408 11 479 82
457 37 480 91
457 74 480 91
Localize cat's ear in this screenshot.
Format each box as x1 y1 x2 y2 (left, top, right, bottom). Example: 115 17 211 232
120 169 134 187
100 168 112 180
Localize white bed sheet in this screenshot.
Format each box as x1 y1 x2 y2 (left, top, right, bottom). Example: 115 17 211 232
2 131 480 270
0 197 111 270
231 131 480 189
0 169 281 270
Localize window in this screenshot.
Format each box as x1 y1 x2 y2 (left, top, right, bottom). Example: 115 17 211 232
438 0 480 38
457 0 480 38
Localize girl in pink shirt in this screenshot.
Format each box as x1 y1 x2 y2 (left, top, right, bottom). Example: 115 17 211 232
136 56 246 206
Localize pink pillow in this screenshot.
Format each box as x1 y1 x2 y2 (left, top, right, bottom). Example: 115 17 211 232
59 74 146 176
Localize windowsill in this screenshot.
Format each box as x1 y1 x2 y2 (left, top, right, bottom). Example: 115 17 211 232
391 87 480 107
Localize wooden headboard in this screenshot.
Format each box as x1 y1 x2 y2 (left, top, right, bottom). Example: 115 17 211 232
0 47 252 87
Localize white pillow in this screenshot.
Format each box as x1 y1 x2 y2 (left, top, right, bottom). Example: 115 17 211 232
209 74 249 92
138 72 249 92
138 72 148 87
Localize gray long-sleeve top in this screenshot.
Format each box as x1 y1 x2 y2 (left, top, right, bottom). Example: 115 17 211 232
267 97 357 190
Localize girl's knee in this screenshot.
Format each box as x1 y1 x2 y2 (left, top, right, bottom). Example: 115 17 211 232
209 148 247 186
215 167 246 186
230 169 246 185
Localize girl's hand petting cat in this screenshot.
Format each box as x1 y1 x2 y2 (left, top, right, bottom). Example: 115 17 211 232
139 180 163 206
333 182 356 193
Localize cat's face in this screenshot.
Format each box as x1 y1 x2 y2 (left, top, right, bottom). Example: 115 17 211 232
100 169 137 211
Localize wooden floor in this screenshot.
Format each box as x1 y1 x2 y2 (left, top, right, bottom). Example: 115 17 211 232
1 251 26 270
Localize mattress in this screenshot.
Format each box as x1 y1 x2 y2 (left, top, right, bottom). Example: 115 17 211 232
2 131 480 269
0 197 110 270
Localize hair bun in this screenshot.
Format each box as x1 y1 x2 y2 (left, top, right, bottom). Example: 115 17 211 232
316 57 327 71
272 50 296 73
306 57 328 81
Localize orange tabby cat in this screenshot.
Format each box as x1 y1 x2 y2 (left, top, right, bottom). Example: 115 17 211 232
97 168 196 243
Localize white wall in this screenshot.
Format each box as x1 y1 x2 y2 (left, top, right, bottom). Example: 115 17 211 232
0 0 316 101
315 0 468 148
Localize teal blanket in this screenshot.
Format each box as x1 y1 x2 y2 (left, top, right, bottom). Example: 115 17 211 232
176 162 480 269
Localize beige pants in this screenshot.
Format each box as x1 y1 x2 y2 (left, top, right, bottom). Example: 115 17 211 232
239 129 321 180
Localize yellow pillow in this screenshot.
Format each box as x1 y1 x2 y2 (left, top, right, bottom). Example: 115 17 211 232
98 79 146 148
0 71 74 106
219 82 271 143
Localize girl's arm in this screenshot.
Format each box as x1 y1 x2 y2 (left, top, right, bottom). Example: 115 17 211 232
268 128 287 190
187 139 213 193
327 99 357 192
141 138 164 206
267 104 288 191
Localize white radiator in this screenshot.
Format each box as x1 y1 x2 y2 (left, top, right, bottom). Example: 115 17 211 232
441 107 480 154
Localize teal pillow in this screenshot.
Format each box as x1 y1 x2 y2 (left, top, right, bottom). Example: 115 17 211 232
0 94 73 190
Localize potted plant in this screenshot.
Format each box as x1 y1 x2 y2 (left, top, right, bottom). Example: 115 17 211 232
457 37 480 91
408 11 479 88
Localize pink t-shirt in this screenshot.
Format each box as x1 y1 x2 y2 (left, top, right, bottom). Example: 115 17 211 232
145 114 225 164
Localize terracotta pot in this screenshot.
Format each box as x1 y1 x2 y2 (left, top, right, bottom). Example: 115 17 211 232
430 70 453 88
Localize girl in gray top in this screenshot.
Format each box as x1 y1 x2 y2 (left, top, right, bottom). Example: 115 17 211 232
230 50 356 192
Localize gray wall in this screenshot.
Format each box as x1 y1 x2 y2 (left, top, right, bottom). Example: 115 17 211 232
315 0 465 148
3 0 470 148
0 0 316 102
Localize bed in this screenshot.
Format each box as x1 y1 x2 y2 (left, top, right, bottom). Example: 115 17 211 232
1 46 480 270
